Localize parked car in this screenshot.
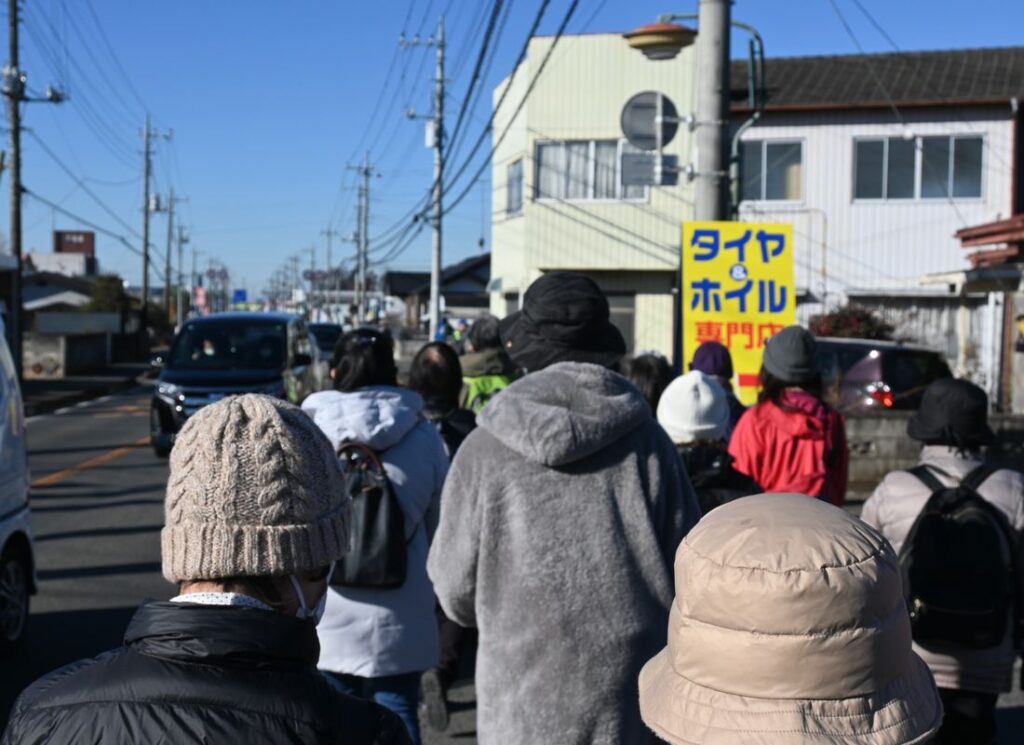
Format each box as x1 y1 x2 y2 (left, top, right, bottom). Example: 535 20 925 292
815 337 952 413
0 316 35 655
309 322 343 359
150 312 323 457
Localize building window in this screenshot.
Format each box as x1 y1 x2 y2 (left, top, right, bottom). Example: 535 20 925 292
534 140 648 202
853 135 983 200
506 159 524 216
740 140 803 202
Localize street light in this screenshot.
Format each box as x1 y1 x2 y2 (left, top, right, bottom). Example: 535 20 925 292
622 22 697 61
624 6 765 220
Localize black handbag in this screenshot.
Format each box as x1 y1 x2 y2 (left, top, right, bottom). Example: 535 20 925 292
331 442 408 590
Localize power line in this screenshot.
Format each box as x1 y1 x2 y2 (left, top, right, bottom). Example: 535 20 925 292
440 0 582 216
444 0 506 160
25 128 142 239
83 0 150 114
22 186 167 283
367 0 556 245
826 0 967 226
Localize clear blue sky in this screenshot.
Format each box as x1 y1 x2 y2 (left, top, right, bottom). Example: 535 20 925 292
7 0 1023 298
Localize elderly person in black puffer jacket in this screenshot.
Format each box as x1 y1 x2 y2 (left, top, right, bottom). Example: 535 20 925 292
2 395 408 745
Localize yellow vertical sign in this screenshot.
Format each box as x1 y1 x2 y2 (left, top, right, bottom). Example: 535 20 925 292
682 221 796 405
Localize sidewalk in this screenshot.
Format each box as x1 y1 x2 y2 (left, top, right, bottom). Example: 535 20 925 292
21 363 152 417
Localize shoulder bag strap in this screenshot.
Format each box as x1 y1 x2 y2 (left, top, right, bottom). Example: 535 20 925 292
907 464 947 495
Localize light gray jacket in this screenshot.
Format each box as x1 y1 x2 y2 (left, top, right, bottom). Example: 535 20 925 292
427 362 701 744
303 386 449 677
861 445 1024 693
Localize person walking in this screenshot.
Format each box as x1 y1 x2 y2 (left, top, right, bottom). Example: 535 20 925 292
303 328 449 745
406 340 478 730
729 326 849 506
689 340 745 431
1 395 409 745
861 378 1024 745
409 341 477 458
657 370 761 514
638 493 943 744
620 353 673 413
459 314 517 412
428 272 701 744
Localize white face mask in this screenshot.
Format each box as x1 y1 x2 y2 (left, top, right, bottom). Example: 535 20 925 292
289 564 334 624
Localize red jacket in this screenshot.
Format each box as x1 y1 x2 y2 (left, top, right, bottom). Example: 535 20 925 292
728 391 849 506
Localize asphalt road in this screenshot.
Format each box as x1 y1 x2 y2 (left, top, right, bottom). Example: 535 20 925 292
4 386 1020 743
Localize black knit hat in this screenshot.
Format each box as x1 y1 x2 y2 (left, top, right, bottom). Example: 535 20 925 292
907 378 995 449
498 272 626 372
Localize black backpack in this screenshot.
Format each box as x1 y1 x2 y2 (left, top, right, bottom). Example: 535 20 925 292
332 442 408 590
899 464 1019 649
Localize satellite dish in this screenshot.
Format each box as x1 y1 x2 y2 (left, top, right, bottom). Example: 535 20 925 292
620 91 679 152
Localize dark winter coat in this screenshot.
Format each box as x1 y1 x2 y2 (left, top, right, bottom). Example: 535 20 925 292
1 602 410 745
427 362 701 744
677 442 762 514
423 402 477 458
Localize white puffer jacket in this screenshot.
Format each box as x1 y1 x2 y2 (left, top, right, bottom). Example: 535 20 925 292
861 445 1024 693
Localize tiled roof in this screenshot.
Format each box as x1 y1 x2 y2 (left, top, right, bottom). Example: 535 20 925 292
731 47 1024 110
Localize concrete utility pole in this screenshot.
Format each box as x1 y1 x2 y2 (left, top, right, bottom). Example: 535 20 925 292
5 0 22 377
429 16 445 341
163 187 174 320
4 0 63 378
321 226 337 318
401 17 446 338
348 153 379 324
141 115 152 335
176 225 188 328
694 0 731 221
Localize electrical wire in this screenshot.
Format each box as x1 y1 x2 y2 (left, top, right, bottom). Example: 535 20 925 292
22 187 167 283
26 128 143 240
440 0 581 217
826 0 967 227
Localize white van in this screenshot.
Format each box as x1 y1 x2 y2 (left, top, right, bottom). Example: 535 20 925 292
0 316 34 654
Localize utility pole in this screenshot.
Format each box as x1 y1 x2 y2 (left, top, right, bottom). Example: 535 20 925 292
163 187 174 321
694 0 730 220
176 225 188 328
191 246 202 316
430 16 445 341
140 118 171 339
3 0 64 378
402 17 445 338
141 115 152 336
347 153 379 324
359 153 369 323
321 226 337 319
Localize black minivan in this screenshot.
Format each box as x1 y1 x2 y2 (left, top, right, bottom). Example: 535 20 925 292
150 312 322 457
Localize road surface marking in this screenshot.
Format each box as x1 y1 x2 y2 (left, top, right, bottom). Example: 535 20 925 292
94 404 148 419
31 435 152 488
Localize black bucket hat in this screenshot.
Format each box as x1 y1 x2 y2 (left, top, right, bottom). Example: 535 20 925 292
498 272 626 372
907 378 995 449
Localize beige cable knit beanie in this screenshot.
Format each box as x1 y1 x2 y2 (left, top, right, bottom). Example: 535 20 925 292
161 394 349 583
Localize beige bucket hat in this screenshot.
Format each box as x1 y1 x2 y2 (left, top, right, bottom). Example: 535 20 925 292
639 494 942 744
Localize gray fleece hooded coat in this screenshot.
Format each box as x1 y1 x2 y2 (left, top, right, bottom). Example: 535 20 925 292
427 362 701 744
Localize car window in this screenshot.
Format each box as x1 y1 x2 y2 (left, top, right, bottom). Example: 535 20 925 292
883 351 951 394
169 321 288 371
310 324 343 353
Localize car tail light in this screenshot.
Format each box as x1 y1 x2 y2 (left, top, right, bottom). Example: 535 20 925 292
866 383 894 409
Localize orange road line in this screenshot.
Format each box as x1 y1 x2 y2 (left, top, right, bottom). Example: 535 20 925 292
31 435 152 488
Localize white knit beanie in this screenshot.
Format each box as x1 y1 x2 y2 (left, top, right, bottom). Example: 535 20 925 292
656 370 730 445
162 394 350 583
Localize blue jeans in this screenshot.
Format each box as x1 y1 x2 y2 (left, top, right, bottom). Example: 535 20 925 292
323 670 421 745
